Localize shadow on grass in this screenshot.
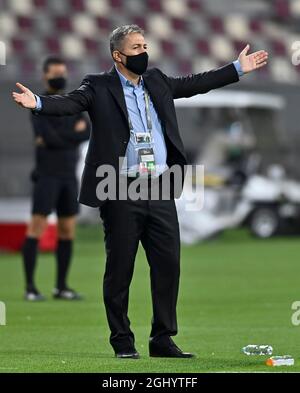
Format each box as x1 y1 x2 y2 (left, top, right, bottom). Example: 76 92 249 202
0 349 110 359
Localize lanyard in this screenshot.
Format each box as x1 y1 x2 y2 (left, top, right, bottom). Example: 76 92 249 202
128 89 152 133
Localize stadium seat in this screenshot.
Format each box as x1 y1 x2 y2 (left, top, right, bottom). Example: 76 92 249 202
0 0 298 83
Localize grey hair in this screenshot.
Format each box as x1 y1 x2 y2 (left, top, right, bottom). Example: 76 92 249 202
109 24 144 55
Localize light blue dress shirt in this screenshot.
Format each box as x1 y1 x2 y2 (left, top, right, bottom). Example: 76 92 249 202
115 66 168 177
233 60 244 77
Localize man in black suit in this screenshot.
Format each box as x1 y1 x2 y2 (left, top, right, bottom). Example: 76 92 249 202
12 25 268 359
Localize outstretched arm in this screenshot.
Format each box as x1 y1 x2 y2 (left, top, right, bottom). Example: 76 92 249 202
159 45 268 99
12 75 96 116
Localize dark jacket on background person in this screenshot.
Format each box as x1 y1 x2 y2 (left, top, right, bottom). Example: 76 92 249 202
31 91 90 179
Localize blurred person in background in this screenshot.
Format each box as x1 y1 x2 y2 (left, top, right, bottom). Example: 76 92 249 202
12 25 268 358
199 115 256 184
22 56 90 301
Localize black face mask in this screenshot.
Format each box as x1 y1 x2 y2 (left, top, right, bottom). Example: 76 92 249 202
48 77 67 91
119 51 149 75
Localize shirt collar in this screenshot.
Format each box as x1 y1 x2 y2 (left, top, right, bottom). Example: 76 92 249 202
114 65 144 88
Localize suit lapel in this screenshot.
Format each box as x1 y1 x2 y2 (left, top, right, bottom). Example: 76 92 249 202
107 67 166 131
107 67 129 125
142 72 166 128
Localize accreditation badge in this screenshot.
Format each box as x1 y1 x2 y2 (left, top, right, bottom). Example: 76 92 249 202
137 147 156 176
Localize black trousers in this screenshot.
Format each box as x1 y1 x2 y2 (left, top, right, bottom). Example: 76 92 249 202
99 197 180 353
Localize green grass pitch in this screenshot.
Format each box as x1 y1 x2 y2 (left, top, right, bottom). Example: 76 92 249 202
0 226 300 373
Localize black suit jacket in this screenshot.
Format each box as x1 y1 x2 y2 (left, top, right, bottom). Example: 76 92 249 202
37 64 239 207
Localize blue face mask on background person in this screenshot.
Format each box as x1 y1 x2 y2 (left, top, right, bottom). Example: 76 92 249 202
119 51 149 75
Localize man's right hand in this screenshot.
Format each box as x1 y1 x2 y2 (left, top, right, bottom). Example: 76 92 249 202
12 83 37 109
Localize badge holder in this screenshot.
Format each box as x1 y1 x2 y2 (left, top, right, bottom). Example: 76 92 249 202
137 147 156 177
129 89 157 177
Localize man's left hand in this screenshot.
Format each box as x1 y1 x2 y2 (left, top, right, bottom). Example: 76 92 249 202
238 44 268 74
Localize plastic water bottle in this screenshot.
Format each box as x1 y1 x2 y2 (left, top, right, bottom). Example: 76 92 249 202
266 356 294 367
242 345 273 356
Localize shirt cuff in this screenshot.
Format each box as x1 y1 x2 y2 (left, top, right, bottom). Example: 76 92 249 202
34 95 42 111
233 60 244 77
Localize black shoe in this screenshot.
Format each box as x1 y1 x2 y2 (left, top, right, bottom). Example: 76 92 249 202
149 338 195 358
53 288 83 300
24 288 46 302
115 349 140 359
